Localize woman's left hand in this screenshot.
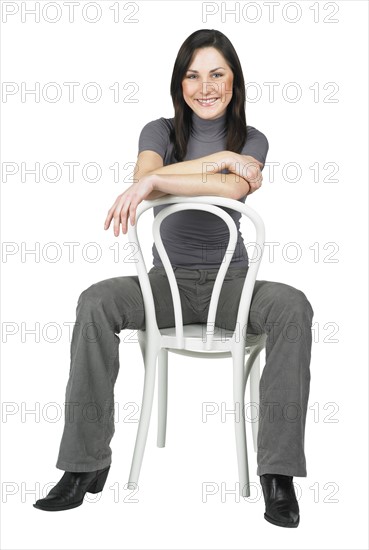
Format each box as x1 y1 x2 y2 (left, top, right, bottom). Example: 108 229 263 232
104 175 155 236
227 154 263 195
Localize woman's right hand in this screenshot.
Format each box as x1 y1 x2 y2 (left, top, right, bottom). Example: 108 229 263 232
104 175 155 236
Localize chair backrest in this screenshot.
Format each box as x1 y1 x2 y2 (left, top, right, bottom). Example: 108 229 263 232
127 195 265 350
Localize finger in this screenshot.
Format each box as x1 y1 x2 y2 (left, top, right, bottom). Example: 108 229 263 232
248 172 262 193
104 197 120 229
113 199 127 236
250 179 262 193
126 192 143 229
119 198 132 235
112 210 121 237
120 208 129 235
104 209 115 229
129 200 139 226
246 166 259 182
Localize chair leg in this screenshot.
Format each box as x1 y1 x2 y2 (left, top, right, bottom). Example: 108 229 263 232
157 348 168 448
128 346 159 490
137 331 146 366
232 345 250 498
249 353 260 453
244 345 263 454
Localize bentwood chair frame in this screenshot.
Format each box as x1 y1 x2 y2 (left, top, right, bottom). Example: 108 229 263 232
126 196 266 497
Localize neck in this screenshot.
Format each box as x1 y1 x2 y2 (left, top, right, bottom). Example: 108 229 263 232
190 111 227 142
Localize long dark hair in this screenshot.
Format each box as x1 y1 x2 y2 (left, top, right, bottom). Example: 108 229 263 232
170 29 247 161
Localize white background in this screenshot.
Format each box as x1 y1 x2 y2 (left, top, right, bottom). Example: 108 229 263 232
1 1 368 549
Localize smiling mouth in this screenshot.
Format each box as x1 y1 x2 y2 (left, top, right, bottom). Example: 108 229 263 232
196 97 219 106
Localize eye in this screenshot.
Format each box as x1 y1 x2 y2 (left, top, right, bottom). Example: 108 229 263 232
186 74 197 79
212 73 223 78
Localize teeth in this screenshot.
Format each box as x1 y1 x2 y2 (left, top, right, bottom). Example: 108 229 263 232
197 98 218 104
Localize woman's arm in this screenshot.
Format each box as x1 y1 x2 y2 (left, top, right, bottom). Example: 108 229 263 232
140 150 233 178
104 152 251 236
136 119 267 198
104 147 261 236
150 172 250 200
136 150 262 200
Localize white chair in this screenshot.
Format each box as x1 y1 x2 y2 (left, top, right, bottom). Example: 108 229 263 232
126 196 266 497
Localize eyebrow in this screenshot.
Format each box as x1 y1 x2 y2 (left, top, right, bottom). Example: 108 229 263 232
186 67 226 73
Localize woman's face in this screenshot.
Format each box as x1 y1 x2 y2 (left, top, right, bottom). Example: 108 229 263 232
182 47 234 120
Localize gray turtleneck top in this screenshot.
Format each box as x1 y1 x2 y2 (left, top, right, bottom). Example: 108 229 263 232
138 112 269 269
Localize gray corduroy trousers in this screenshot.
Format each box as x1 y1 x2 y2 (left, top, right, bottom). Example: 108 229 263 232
55 265 314 477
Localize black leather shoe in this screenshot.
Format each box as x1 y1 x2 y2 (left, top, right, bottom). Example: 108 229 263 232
260 473 300 527
33 465 111 511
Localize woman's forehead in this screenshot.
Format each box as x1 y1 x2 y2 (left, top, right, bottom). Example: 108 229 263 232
188 48 230 70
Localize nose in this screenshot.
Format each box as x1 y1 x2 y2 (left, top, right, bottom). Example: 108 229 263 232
200 80 217 96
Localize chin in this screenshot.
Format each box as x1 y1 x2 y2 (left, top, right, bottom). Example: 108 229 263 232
194 106 225 119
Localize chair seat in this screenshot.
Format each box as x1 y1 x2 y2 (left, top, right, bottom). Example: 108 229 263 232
138 323 264 354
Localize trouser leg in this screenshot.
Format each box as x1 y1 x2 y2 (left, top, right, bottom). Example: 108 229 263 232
55 270 198 472
216 278 314 477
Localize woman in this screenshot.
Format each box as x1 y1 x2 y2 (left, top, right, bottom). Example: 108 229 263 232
33 29 314 528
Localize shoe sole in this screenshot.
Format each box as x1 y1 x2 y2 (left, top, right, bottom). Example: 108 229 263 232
264 512 299 528
33 498 84 511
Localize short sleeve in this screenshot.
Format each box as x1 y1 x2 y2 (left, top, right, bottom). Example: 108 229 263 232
241 126 269 167
138 118 171 159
